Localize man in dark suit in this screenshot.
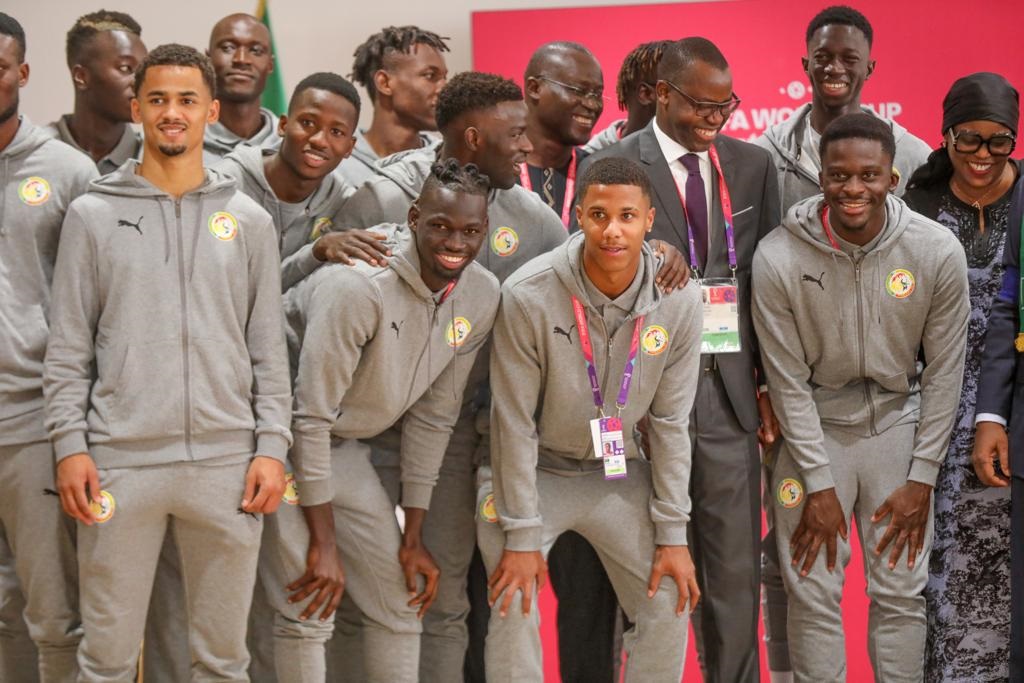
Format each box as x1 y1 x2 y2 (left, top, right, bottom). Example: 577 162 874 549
582 36 781 683
973 177 1024 682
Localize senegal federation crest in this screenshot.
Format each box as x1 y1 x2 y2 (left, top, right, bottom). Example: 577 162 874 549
641 325 669 356
491 226 519 257
89 490 117 523
478 493 498 523
310 216 332 242
208 211 238 241
282 472 300 506
18 177 51 206
885 269 915 299
446 317 472 348
777 478 804 509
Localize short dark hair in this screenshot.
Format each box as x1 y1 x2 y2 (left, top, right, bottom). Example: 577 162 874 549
134 43 216 97
616 40 671 110
577 157 652 203
351 26 449 104
435 72 523 132
806 6 873 47
524 41 596 80
289 72 361 118
420 158 491 200
657 37 729 82
66 10 141 68
819 112 895 163
0 13 26 62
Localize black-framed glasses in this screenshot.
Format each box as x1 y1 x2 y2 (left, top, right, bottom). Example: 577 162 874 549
949 128 1017 157
661 80 741 118
535 76 606 104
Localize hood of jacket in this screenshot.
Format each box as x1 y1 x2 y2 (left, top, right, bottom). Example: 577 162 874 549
221 144 349 217
1 117 51 160
783 192 913 257
551 231 664 316
87 158 236 199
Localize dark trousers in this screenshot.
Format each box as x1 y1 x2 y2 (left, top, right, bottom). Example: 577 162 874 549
1012 476 1024 682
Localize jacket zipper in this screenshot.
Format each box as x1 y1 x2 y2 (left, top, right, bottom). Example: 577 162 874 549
404 300 439 408
853 260 877 435
175 199 194 458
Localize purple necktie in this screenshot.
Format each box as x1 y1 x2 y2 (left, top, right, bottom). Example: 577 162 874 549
680 153 708 270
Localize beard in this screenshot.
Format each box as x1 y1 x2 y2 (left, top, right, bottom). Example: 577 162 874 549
157 144 187 157
0 93 19 126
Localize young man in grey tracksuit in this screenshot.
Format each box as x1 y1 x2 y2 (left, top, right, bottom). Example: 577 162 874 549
261 160 500 683
43 45 292 681
480 157 703 682
752 113 969 682
0 14 98 682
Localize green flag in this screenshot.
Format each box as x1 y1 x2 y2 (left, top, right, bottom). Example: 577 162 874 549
256 0 287 115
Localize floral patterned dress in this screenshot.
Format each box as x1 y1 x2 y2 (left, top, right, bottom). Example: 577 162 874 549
905 170 1019 683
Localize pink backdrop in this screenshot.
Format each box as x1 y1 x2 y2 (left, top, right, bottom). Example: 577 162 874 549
469 1 1022 679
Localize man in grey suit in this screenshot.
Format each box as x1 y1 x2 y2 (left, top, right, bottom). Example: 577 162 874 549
582 36 781 683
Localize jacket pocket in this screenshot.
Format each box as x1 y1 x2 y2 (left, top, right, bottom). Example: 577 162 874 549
189 338 255 434
108 339 185 439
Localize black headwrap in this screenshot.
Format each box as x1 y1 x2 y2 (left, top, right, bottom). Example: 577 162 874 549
941 72 1019 135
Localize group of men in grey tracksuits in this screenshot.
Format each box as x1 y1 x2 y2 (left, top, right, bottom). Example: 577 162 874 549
1 4 979 682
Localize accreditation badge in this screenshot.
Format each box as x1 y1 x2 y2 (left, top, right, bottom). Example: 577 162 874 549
700 278 741 354
590 416 627 480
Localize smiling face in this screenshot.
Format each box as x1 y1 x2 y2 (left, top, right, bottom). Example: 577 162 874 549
946 119 1016 193
77 30 147 123
467 100 532 190
528 50 604 146
278 88 358 181
408 185 488 290
132 64 219 158
0 35 27 127
576 183 654 283
378 43 448 131
819 137 897 241
803 24 874 114
657 59 733 152
208 16 272 104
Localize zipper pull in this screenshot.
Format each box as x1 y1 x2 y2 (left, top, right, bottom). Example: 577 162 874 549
174 200 181 218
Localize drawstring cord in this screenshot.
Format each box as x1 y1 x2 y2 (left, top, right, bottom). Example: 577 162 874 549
187 196 206 282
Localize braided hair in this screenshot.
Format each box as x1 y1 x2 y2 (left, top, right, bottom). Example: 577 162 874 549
616 40 671 110
351 26 449 103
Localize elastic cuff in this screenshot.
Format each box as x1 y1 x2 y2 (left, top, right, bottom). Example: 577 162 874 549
504 526 542 552
400 482 433 510
801 464 836 494
654 522 688 547
54 431 88 461
299 243 324 271
907 457 941 487
298 478 333 507
256 433 290 462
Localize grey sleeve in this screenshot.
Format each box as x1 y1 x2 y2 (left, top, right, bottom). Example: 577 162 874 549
645 287 703 545
280 243 324 292
291 273 379 506
341 180 411 230
246 217 294 461
751 248 834 493
909 243 970 485
44 205 99 460
489 290 545 551
400 297 500 509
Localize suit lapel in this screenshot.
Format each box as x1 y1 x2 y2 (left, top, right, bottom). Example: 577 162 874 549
639 125 688 246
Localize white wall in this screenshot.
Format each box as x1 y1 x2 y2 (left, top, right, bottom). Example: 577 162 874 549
14 0 694 126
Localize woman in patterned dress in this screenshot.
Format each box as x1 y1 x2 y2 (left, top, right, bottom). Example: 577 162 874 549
903 72 1021 683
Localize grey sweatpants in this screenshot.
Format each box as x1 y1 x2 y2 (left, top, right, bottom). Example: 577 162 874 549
328 413 478 683
772 420 930 683
0 440 79 683
477 461 689 683
77 457 262 683
260 438 421 683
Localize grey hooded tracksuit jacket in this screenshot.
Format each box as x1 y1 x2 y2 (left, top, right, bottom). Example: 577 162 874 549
752 195 969 682
325 145 566 682
43 160 293 682
582 119 626 154
202 107 281 165
754 104 932 213
0 118 97 683
42 115 143 176
261 234 500 683
333 130 439 190
479 233 703 683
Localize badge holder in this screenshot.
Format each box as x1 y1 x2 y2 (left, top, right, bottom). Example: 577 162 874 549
700 276 741 354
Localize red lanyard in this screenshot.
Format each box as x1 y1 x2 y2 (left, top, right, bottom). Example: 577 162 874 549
571 296 644 416
673 146 737 276
820 206 840 250
438 279 456 303
520 148 576 230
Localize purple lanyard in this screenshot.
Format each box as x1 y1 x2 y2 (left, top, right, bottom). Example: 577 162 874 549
678 146 738 277
571 296 645 416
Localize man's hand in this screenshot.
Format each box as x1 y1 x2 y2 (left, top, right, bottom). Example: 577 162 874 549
56 453 101 524
972 421 1010 487
487 549 548 617
313 230 391 266
647 545 700 615
286 503 345 621
649 239 691 293
399 507 440 618
871 481 932 570
790 487 847 576
756 392 780 448
241 456 286 514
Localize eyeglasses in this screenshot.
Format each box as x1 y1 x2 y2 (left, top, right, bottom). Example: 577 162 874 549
661 80 742 118
949 129 1017 157
535 76 606 104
